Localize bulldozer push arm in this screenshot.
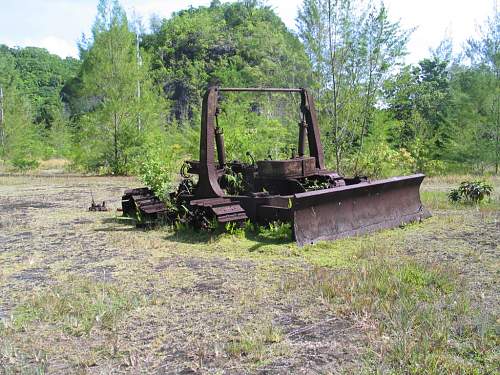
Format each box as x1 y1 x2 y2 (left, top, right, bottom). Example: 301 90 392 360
122 86 430 245
196 87 325 198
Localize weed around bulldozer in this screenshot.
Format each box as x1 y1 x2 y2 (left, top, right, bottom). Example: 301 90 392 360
221 169 245 195
299 177 331 191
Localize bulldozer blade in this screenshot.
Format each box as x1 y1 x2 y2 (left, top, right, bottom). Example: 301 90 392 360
292 174 430 246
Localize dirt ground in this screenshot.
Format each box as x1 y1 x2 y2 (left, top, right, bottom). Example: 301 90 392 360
0 174 498 374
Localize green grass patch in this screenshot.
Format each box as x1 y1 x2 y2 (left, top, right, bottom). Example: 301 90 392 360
162 214 417 268
226 323 287 364
422 189 499 211
309 259 499 373
6 276 144 336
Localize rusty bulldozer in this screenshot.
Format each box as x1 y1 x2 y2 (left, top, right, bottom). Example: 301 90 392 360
122 87 430 245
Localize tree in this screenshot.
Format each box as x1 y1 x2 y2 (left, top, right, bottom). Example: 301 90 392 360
0 50 43 168
297 0 410 172
143 0 312 122
75 0 166 174
384 57 452 172
463 3 499 173
0 45 79 128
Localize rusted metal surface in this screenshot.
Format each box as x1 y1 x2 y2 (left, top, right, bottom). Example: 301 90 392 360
257 157 316 179
292 174 431 246
122 86 431 244
190 198 248 223
121 188 167 221
197 87 225 198
194 87 327 198
89 200 108 211
298 120 307 157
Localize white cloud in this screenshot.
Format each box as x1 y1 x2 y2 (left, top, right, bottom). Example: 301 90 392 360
37 36 79 58
3 36 79 58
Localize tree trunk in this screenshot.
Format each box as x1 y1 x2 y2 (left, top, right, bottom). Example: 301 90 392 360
328 0 341 172
495 70 499 174
114 111 118 174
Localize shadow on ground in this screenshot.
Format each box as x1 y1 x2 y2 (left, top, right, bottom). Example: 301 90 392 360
93 216 141 232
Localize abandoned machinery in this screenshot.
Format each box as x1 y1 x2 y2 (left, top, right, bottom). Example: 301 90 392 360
122 87 430 245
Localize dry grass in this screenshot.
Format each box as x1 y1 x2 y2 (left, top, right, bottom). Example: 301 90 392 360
5 276 144 336
0 174 498 374
37 158 71 171
309 259 498 373
226 323 288 365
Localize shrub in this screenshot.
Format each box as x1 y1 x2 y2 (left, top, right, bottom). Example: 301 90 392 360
10 157 39 171
448 180 493 204
138 139 186 201
354 144 416 178
139 155 175 199
257 221 292 241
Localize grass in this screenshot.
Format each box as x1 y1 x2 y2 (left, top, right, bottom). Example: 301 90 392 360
226 323 287 364
37 158 71 171
309 258 499 374
422 190 500 211
3 275 144 337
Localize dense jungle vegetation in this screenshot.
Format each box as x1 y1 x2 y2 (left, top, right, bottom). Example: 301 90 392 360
0 0 498 186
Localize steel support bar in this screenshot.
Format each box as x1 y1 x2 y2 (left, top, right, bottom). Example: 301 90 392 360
218 87 302 93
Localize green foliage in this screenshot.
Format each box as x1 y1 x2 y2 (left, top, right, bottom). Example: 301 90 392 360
224 221 245 237
72 0 168 174
300 177 330 191
348 113 415 177
137 124 194 200
1 0 498 178
138 145 184 200
448 26 499 174
143 0 311 122
0 45 76 169
0 44 80 129
257 222 292 241
46 111 74 158
217 97 297 162
10 157 40 172
298 0 410 172
221 169 245 195
0 50 46 169
448 180 493 204
384 58 453 173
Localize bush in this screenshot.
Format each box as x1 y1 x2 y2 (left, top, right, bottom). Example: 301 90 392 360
138 129 188 201
10 157 39 172
139 156 175 199
354 144 416 178
448 180 493 204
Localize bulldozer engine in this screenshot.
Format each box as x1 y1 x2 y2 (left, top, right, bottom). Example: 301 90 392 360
122 86 430 245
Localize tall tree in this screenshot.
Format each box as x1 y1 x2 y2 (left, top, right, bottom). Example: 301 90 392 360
76 0 165 174
0 50 42 168
463 3 499 173
297 0 410 172
384 57 452 172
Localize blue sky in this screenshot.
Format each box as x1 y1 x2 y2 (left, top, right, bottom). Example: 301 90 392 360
0 0 494 63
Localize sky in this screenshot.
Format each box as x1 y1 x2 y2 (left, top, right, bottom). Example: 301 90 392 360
0 0 495 63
